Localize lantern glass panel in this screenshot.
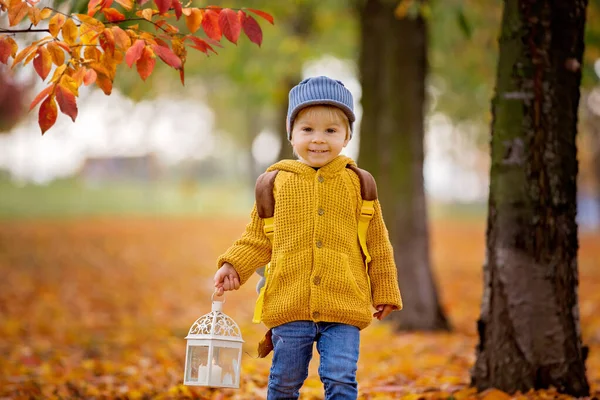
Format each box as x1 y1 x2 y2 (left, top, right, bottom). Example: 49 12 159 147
186 345 209 383
212 346 240 386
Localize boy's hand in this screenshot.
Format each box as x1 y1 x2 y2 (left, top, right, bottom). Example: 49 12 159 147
373 304 396 320
214 263 241 296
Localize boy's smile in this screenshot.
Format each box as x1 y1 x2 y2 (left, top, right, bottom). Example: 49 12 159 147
290 106 350 168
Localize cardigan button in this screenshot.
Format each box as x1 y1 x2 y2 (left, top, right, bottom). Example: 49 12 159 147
313 276 321 285
318 175 324 183
313 311 320 319
316 240 322 248
318 208 325 216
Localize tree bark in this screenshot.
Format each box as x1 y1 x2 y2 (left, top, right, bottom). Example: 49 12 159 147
472 0 589 395
357 0 450 331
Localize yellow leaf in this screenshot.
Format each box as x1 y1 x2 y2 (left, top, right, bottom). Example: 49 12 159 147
61 18 78 45
184 8 203 34
49 13 66 38
84 46 101 62
11 44 36 67
114 0 132 10
141 8 153 21
46 42 65 66
27 6 41 26
39 7 52 19
50 64 67 83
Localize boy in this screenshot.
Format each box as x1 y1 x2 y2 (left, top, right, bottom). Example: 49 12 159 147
214 76 402 400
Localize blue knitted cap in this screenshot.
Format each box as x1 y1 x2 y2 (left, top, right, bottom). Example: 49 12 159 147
286 76 355 139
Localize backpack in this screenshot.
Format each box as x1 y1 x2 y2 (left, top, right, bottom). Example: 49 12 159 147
251 164 378 324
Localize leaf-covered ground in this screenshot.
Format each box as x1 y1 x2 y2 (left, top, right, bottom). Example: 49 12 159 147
0 217 599 399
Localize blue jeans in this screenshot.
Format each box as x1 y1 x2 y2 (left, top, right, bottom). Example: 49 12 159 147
267 321 360 400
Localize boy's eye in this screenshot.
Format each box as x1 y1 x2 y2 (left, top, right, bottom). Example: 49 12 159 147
326 128 336 133
302 127 312 132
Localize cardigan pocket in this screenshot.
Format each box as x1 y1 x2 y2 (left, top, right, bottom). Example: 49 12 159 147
318 248 366 305
264 249 312 316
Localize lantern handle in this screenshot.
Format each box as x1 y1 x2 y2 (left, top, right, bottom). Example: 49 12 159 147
212 291 226 304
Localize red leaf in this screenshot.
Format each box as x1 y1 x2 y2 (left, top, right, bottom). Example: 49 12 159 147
102 8 125 22
136 46 155 80
245 8 273 24
218 8 241 44
56 84 78 122
29 86 53 111
186 36 216 55
0 38 14 64
154 0 170 14
171 0 182 20
151 44 181 69
201 9 221 41
125 39 145 67
33 47 52 80
240 12 262 47
39 95 57 134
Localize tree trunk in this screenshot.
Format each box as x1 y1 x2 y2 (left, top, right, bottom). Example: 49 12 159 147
357 0 449 331
472 0 589 396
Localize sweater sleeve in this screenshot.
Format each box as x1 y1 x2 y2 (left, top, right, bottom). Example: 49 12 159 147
366 199 403 310
216 203 272 285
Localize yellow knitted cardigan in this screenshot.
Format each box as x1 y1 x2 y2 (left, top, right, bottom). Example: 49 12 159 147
217 155 402 330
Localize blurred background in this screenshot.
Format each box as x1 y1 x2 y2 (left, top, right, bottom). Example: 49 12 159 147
1 0 597 228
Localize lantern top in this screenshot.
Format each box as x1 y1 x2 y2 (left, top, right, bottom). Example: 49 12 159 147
185 296 243 342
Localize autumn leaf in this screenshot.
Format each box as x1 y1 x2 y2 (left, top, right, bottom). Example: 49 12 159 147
136 45 155 80
111 26 132 49
12 44 36 68
87 0 102 16
0 37 17 64
99 28 116 56
201 9 221 41
152 44 181 69
8 0 29 26
46 42 65 66
61 18 79 46
154 0 170 14
125 39 145 67
184 8 202 33
38 95 57 134
48 13 66 38
27 6 42 26
185 36 216 55
55 83 78 121
83 68 97 86
171 0 182 20
240 12 262 47
245 8 274 25
102 8 125 22
219 8 241 44
140 8 153 21
33 47 52 80
95 73 112 95
29 85 53 111
114 0 132 10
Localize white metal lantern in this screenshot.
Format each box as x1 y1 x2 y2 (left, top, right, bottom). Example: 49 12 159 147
183 293 244 388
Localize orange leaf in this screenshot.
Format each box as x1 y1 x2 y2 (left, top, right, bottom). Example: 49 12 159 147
39 7 52 20
240 12 262 47
114 0 132 10
29 85 53 111
33 47 52 80
136 46 155 80
46 42 65 66
8 0 29 27
38 95 57 134
95 73 112 95
49 13 66 37
154 0 170 14
28 7 42 26
140 8 153 21
87 0 102 15
0 37 14 64
111 26 131 49
151 44 181 69
102 8 125 22
61 18 78 45
218 8 240 44
84 68 97 86
245 8 273 25
184 8 202 33
56 84 78 122
125 39 145 67
171 0 181 20
481 389 512 400
201 9 221 41
12 44 36 68
71 67 86 86
99 28 116 55
179 65 184 85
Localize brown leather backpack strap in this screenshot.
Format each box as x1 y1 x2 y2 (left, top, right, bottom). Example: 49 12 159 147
255 170 279 219
347 165 377 201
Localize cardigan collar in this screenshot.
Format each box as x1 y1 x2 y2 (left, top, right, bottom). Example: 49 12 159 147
267 155 356 177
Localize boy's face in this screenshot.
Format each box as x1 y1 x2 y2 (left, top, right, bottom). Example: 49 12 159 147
290 106 350 168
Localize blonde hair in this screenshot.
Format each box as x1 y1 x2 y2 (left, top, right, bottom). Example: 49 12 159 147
291 105 351 140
